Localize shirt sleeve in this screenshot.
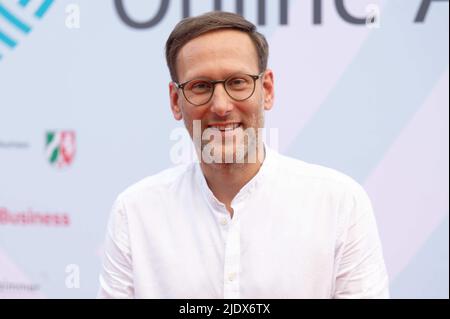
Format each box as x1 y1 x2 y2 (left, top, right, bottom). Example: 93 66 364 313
333 183 390 299
97 196 134 298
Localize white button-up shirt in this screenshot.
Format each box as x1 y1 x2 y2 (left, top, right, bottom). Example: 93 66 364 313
98 147 389 298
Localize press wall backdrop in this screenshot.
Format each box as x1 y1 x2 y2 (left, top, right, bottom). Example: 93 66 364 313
0 0 448 298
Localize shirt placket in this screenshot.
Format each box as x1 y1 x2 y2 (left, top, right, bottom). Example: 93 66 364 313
223 215 240 299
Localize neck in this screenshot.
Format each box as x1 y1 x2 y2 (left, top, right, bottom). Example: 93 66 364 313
199 146 265 217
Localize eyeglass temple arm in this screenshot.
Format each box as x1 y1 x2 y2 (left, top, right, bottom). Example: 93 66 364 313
175 72 265 88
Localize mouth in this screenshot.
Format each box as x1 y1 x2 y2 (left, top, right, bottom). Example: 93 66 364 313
207 122 242 132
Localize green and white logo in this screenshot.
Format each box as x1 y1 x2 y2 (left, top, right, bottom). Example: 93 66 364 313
45 131 76 168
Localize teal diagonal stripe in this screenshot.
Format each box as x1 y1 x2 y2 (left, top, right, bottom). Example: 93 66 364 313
35 0 54 19
0 3 31 33
18 0 31 7
0 29 17 48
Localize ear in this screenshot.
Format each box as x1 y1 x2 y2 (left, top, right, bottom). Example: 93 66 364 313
169 82 183 121
262 69 275 111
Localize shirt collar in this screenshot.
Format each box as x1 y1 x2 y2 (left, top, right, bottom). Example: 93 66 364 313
194 144 277 212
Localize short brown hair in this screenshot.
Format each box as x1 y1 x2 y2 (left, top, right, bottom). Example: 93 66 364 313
165 11 269 82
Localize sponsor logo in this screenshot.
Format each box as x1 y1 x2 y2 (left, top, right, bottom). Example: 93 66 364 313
0 0 54 60
0 140 29 149
115 0 445 29
0 281 40 293
0 207 71 226
45 130 76 168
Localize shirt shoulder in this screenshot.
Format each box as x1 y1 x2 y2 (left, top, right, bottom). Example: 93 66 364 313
276 153 359 186
272 153 377 247
117 163 196 203
272 152 369 202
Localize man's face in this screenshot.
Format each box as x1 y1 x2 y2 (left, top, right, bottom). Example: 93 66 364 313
169 29 274 164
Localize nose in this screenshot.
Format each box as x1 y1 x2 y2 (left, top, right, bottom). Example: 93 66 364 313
209 83 233 117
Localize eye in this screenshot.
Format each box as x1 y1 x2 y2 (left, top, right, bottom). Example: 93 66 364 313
227 76 251 90
188 80 212 93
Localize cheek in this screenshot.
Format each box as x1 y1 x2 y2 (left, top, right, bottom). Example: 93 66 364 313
181 106 209 131
190 109 206 120
241 98 265 122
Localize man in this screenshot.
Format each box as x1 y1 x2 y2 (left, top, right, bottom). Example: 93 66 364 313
98 11 389 299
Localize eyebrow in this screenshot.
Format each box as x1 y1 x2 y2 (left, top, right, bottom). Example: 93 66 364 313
180 71 253 83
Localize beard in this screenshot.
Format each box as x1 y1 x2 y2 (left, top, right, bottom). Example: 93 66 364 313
188 113 264 165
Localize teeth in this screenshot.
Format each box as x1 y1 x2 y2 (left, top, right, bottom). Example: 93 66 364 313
210 124 240 131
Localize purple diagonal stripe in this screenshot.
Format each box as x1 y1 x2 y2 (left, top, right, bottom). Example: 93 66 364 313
364 69 449 281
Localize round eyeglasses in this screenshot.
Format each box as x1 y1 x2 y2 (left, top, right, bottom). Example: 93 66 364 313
175 72 265 106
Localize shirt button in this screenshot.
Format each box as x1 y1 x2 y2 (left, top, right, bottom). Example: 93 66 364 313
228 272 236 282
220 218 228 226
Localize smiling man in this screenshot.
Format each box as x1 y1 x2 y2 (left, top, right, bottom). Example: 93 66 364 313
98 11 389 299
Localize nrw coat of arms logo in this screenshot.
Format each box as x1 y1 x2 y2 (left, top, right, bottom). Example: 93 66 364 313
45 131 76 168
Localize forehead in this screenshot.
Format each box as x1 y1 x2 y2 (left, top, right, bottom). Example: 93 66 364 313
176 29 259 81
